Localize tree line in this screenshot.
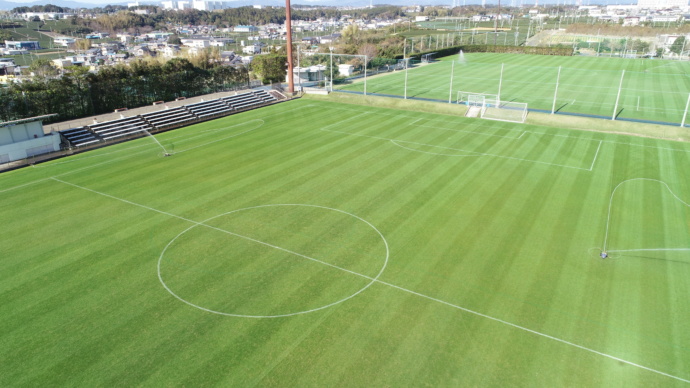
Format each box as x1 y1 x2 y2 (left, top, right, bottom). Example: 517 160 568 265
0 58 249 123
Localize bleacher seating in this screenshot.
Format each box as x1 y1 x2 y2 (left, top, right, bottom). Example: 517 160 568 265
141 107 196 129
221 90 276 111
253 89 277 103
58 89 282 148
185 99 233 118
60 127 99 147
89 116 152 141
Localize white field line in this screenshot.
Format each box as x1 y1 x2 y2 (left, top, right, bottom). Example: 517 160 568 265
308 105 690 154
602 178 690 253
322 127 592 171
389 140 480 157
319 112 373 132
157 204 389 318
0 111 291 194
0 178 51 194
589 141 603 171
607 248 690 253
47 176 690 384
174 120 264 154
51 177 378 282
33 103 309 169
416 123 523 140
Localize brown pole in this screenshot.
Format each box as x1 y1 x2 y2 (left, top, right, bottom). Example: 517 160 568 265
285 0 294 94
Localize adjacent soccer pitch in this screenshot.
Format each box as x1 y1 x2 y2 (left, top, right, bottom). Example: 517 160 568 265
2 97 690 386
339 53 690 125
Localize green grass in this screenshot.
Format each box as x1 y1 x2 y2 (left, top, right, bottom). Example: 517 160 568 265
338 52 690 125
2 97 690 386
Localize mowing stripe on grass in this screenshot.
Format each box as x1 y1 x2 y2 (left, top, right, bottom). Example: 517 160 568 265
48 176 690 384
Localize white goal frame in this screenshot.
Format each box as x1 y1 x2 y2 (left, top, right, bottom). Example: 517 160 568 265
457 91 498 106
482 101 529 123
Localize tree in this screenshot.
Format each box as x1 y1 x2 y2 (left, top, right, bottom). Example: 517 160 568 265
357 44 378 67
74 39 92 52
670 36 686 55
29 59 59 77
251 54 287 84
167 34 182 45
341 24 361 45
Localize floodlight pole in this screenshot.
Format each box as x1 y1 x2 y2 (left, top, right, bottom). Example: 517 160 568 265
612 70 625 121
681 93 690 127
551 66 561 114
448 60 455 103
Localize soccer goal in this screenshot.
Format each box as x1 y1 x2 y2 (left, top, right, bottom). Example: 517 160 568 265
482 101 529 123
457 91 498 106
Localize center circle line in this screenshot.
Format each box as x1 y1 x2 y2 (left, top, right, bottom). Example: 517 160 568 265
158 204 389 318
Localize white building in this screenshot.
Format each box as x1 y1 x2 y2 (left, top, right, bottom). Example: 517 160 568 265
180 38 211 48
242 44 261 55
235 25 259 33
54 37 76 47
162 0 226 10
0 116 61 164
638 0 688 9
163 46 181 57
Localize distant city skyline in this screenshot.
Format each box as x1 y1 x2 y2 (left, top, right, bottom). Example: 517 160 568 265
0 0 659 7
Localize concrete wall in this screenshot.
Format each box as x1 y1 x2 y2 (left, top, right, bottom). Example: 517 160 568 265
0 121 44 146
0 132 60 163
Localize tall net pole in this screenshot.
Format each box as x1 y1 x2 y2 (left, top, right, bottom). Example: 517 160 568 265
612 70 625 121
285 0 294 95
404 59 408 99
497 63 504 104
448 60 455 103
551 66 561 114
364 55 367 95
681 93 690 127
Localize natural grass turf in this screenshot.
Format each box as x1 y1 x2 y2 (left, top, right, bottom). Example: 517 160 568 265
338 52 690 125
1 98 690 386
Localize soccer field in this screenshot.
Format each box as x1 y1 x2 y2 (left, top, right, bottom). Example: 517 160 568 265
339 53 690 125
2 97 690 386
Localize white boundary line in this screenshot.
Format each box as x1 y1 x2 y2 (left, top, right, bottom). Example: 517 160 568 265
389 140 480 157
608 248 690 253
307 104 690 154
602 178 690 253
49 177 690 384
323 127 593 171
589 141 602 171
0 115 280 195
416 123 523 139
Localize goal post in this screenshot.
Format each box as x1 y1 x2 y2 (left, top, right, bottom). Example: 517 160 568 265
482 101 529 123
457 91 499 106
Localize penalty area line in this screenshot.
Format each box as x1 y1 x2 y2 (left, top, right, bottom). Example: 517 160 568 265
48 177 688 383
589 141 603 171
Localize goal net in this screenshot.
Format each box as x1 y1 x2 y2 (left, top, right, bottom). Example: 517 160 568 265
482 101 528 123
457 91 498 106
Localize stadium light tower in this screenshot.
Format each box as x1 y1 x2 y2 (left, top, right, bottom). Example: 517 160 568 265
285 0 294 94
